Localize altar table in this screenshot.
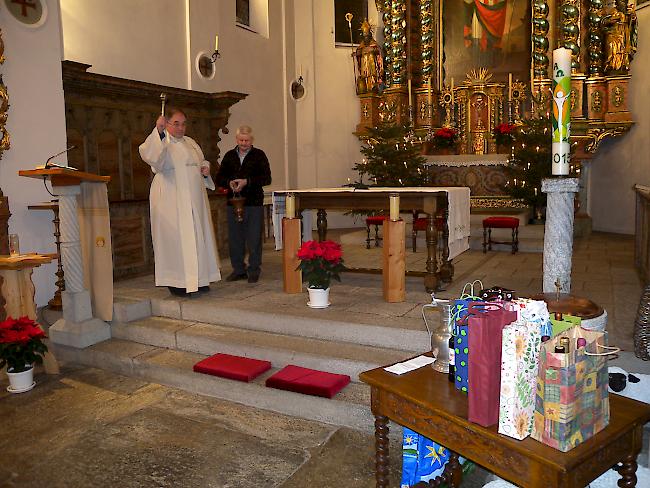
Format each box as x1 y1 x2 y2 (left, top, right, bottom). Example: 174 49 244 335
359 358 650 488
274 187 470 292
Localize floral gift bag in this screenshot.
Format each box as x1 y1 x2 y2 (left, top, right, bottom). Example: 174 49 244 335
507 298 553 338
498 320 542 440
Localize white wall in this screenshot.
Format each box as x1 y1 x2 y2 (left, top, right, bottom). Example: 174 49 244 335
589 9 650 234
0 0 68 306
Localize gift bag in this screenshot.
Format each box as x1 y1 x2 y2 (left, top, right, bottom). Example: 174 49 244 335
508 298 553 338
532 326 619 451
467 306 518 427
549 313 581 337
498 321 542 439
401 427 450 487
451 280 484 392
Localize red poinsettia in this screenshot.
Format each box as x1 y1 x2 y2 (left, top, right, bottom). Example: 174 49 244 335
493 123 516 147
0 316 48 373
432 127 458 149
296 240 345 289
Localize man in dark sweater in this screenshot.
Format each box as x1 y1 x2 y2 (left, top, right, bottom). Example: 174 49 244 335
216 125 272 283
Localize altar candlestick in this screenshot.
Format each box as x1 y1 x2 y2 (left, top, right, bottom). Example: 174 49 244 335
427 76 433 123
285 193 296 219
552 47 571 176
214 35 219 51
407 79 413 108
389 193 400 221
530 68 534 94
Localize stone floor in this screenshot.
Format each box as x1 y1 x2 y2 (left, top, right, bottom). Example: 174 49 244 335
1 230 648 487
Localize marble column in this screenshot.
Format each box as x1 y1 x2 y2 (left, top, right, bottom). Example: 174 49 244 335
542 177 579 293
49 185 110 348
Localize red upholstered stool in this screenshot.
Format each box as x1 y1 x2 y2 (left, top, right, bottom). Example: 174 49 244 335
412 215 445 252
365 215 388 249
482 217 520 254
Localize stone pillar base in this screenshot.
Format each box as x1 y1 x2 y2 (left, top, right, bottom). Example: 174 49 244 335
49 317 111 349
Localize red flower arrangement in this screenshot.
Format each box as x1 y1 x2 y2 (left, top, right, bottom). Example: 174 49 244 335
296 240 346 289
493 123 516 147
0 316 48 373
431 127 458 149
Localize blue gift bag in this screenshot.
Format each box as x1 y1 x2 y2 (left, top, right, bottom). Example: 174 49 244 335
401 427 450 487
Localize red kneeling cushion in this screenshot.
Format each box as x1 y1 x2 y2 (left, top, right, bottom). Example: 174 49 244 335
482 216 520 229
265 365 351 398
413 217 445 231
366 215 388 225
193 353 272 382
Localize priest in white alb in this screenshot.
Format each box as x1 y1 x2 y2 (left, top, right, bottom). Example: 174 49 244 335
139 108 221 296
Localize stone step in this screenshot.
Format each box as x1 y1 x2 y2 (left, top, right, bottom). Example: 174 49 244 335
52 339 375 432
111 316 418 382
113 292 432 352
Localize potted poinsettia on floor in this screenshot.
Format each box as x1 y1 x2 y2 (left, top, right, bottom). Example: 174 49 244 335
0 316 48 393
296 240 345 308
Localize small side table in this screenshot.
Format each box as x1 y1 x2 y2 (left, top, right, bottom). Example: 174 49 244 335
28 201 65 310
0 254 59 374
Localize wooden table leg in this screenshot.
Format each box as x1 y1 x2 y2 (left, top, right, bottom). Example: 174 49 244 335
282 218 303 294
424 214 439 293
374 415 390 488
317 208 328 242
617 453 638 487
439 208 454 283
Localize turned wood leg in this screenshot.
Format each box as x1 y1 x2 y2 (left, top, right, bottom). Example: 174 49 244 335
374 415 390 488
618 454 638 487
482 227 487 253
440 209 453 283
366 225 371 249
374 225 381 247
424 214 439 293
317 208 327 242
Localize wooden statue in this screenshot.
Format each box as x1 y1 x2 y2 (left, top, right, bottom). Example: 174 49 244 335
354 20 384 94
602 0 638 74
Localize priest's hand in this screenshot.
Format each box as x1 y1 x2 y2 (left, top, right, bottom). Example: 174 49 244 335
156 115 166 135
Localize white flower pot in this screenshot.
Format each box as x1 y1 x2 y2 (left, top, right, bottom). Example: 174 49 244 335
307 287 330 309
6 366 35 393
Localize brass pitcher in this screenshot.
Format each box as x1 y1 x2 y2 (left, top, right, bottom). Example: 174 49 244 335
229 192 246 223
422 293 453 374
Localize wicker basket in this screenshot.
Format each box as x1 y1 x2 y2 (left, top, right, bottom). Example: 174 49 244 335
633 283 650 361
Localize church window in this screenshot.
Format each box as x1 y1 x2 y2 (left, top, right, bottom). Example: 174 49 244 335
236 0 269 39
334 0 368 46
236 0 250 27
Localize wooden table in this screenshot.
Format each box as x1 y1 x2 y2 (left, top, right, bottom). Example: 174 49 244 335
359 359 650 488
275 188 464 292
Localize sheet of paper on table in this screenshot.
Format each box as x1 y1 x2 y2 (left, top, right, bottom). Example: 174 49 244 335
384 355 436 375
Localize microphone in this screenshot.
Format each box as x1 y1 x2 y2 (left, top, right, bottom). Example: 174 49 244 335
45 145 77 168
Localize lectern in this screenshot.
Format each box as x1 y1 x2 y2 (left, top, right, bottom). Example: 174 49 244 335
19 168 112 348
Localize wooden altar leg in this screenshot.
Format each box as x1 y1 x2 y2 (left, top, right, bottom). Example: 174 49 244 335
617 453 638 487
282 218 303 293
374 415 390 488
382 220 405 303
317 208 328 242
424 214 440 293
440 208 454 283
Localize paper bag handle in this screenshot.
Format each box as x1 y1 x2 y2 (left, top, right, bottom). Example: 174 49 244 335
460 279 484 299
585 343 621 357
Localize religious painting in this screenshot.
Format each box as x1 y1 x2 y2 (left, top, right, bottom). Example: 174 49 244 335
442 0 531 85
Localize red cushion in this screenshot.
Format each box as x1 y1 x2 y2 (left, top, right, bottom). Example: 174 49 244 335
482 217 520 229
193 353 271 382
265 365 351 398
366 215 388 225
413 217 445 231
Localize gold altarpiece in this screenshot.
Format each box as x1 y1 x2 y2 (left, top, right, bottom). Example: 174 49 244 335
357 0 638 206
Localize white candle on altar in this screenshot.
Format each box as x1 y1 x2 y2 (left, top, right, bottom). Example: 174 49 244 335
508 73 513 100
214 35 219 51
427 76 433 122
407 79 413 108
389 193 400 221
285 193 296 219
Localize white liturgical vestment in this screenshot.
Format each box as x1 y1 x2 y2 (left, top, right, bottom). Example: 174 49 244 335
139 128 220 292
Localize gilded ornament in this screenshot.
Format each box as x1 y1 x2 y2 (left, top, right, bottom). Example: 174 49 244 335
379 100 397 123
591 90 603 113
570 88 578 112
612 85 624 107
362 103 370 118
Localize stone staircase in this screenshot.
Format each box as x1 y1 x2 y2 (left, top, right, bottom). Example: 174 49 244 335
52 280 432 432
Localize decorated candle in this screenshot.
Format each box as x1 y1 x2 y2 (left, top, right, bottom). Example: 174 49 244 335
285 193 296 219
551 48 571 176
389 193 400 221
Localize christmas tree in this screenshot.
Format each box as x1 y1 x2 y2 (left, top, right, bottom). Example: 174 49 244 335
353 124 426 187
504 117 554 218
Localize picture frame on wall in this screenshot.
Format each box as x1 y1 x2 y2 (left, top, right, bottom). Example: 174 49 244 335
441 0 531 86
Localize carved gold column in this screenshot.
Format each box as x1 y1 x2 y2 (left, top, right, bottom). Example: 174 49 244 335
532 0 551 116
377 0 393 87
560 0 581 72
587 0 605 76
390 0 407 86
419 0 434 82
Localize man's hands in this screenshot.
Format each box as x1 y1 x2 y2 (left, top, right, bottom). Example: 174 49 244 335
229 178 248 193
156 115 166 135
